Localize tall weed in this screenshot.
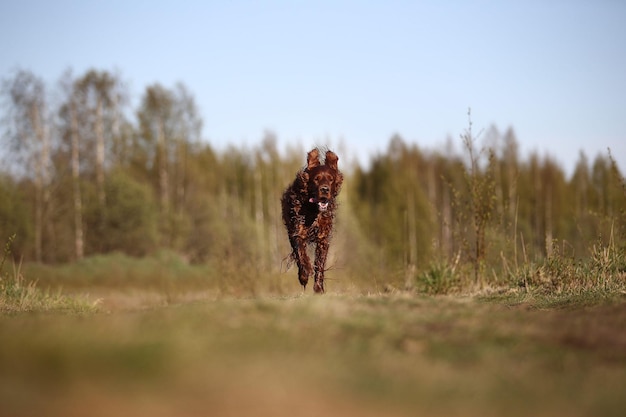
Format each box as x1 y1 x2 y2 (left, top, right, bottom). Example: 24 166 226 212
0 235 97 313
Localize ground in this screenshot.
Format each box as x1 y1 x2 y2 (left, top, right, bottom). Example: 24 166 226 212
1 290 626 417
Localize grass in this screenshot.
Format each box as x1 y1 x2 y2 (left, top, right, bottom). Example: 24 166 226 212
0 262 97 313
2 233 626 416
0 272 99 314
21 250 214 289
0 236 97 314
1 291 626 417
413 233 626 305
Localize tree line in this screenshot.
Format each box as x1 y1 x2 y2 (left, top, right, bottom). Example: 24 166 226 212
1 68 624 287
351 124 625 284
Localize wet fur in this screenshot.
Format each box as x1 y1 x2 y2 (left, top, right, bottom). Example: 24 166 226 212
281 149 343 293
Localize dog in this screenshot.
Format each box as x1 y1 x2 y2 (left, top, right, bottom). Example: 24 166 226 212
281 148 343 293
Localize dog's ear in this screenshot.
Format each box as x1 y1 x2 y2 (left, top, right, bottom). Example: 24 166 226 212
325 150 339 171
297 170 309 195
333 171 344 198
306 149 320 170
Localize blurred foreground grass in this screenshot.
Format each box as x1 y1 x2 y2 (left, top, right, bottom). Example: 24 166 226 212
1 291 626 417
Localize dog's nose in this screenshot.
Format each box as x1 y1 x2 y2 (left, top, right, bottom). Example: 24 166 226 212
320 185 330 195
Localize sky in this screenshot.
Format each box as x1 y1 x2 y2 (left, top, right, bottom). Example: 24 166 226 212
1 0 625 175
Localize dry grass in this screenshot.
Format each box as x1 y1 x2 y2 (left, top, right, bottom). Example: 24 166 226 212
0 260 98 314
1 291 626 417
2 234 626 416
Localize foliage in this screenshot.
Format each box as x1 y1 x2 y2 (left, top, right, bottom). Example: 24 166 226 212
351 135 434 269
415 258 461 295
458 109 497 284
84 170 159 256
0 235 97 313
514 234 626 296
0 175 31 258
1 68 626 297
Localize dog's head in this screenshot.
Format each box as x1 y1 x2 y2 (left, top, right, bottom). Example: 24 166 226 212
301 149 343 212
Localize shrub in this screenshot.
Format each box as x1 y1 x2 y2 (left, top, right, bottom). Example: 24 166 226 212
0 235 97 313
85 171 159 256
416 262 460 295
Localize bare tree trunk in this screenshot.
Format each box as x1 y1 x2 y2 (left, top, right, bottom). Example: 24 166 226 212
33 149 43 263
254 167 266 269
95 97 105 205
442 186 452 258
111 92 125 168
405 191 418 288
507 163 517 226
157 117 169 214
70 101 84 260
267 165 280 272
175 138 186 215
532 158 542 257
31 101 49 263
544 183 553 257
407 191 417 268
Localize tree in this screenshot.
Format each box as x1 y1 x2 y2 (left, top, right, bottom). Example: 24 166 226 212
0 174 31 259
459 109 496 284
1 70 52 262
74 69 127 205
500 128 520 230
57 70 85 260
137 83 202 248
351 135 433 273
83 170 158 256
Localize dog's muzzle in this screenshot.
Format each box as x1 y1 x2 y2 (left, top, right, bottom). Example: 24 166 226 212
309 198 329 212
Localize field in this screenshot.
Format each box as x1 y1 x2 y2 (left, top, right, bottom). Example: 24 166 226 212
2 272 626 417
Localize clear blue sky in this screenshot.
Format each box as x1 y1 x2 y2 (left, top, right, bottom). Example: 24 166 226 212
1 0 625 175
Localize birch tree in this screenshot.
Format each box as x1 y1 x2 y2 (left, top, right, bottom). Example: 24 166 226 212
74 70 126 205
58 71 85 260
1 70 52 262
137 83 202 248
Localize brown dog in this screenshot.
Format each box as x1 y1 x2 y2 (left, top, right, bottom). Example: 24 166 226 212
281 149 343 293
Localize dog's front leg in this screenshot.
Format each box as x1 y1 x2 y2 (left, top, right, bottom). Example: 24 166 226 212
313 239 329 293
291 224 312 289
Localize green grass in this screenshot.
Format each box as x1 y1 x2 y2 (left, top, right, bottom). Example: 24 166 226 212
21 250 214 289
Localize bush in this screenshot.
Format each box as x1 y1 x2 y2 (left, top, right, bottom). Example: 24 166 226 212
0 235 97 313
414 256 463 295
85 171 159 257
513 237 626 298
